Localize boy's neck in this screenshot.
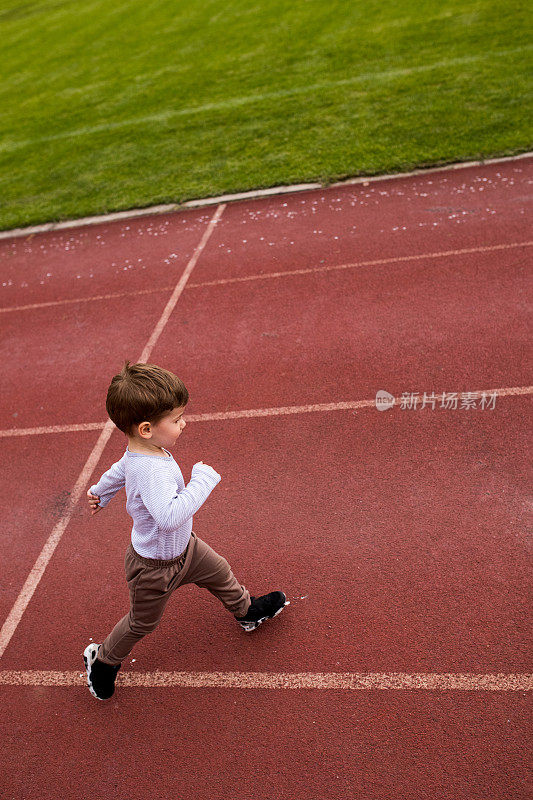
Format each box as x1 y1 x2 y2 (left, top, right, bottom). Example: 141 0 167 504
127 437 170 457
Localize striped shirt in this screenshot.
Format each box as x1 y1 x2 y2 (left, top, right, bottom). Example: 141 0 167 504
89 447 221 559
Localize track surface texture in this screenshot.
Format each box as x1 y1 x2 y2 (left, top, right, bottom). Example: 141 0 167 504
0 157 531 799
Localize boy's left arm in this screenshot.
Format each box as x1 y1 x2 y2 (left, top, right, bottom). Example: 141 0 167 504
87 454 126 513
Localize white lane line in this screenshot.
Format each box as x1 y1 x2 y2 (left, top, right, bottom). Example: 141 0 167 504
138 203 225 363
0 46 531 155
0 205 225 663
0 422 105 437
0 385 531 439
0 287 165 315
186 240 533 290
0 670 531 690
0 419 117 656
0 239 531 316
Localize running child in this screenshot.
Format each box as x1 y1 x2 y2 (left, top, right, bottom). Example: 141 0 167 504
83 360 288 700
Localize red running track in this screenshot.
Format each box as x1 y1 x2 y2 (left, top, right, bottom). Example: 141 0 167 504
0 157 531 799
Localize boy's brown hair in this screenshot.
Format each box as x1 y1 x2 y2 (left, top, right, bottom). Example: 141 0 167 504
106 361 189 436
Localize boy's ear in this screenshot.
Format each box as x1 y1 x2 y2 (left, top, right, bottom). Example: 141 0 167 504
138 421 152 438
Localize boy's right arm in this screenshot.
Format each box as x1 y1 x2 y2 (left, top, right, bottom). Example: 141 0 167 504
88 454 127 511
138 462 221 532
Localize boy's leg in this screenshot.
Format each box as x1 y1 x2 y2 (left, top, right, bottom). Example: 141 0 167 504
182 534 251 618
98 546 182 666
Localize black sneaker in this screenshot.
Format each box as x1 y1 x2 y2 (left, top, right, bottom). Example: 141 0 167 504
83 643 121 700
235 591 290 632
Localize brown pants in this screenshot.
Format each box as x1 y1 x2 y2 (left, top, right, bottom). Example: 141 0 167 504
98 531 251 666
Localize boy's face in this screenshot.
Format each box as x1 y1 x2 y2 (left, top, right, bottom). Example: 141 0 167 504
135 405 187 450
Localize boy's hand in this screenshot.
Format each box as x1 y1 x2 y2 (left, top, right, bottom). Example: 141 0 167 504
192 461 221 481
87 489 101 515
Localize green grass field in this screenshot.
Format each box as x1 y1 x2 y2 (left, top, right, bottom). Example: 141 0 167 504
0 0 531 230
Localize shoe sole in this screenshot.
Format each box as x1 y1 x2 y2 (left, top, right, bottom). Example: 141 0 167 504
239 598 290 632
83 643 107 701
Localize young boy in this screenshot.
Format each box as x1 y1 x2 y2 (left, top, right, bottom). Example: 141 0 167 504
83 360 288 701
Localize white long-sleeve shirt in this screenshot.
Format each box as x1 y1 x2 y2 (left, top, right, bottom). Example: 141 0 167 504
89 447 221 559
